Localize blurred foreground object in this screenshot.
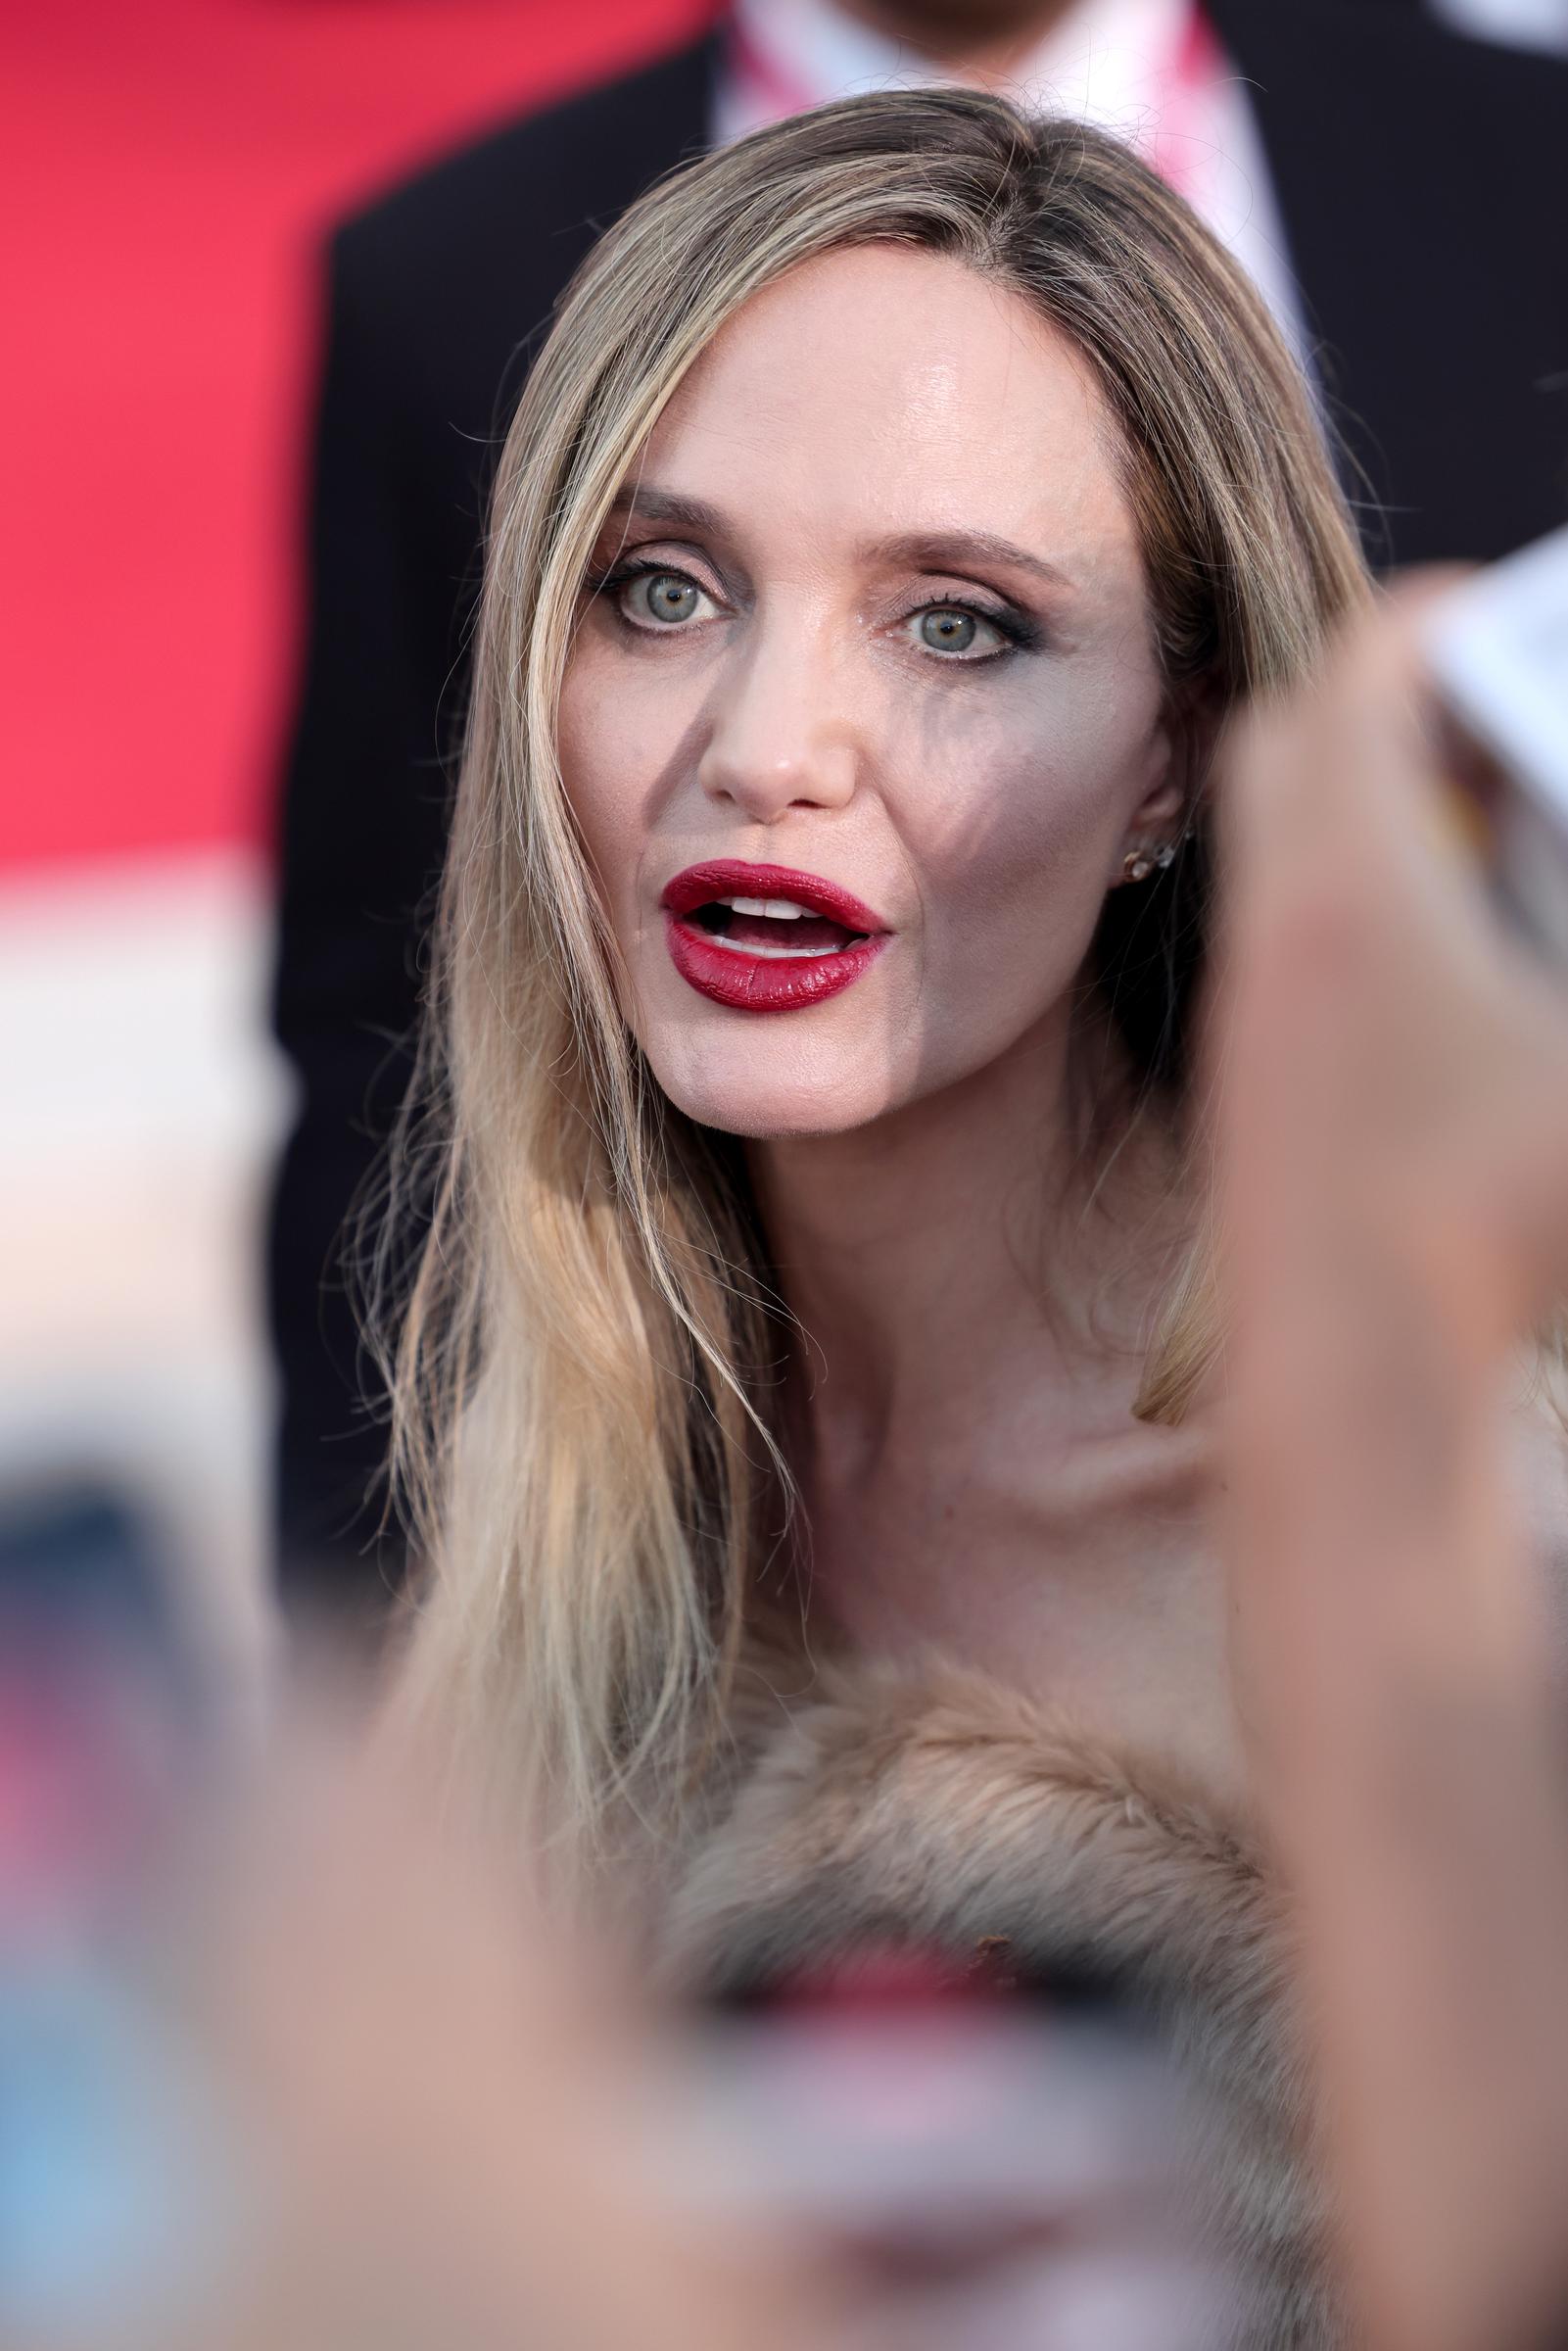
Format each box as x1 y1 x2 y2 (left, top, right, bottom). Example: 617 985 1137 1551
668 1952 1245 2351
1424 522 1568 962
0 1560 1249 2351
1217 580 1568 2351
0 1645 815 2351
0 1483 229 2349
0 1499 801 2350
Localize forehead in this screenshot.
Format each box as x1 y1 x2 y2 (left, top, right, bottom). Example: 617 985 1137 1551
640 244 1139 577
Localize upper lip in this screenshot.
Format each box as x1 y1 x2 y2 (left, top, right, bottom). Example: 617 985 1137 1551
660 860 888 935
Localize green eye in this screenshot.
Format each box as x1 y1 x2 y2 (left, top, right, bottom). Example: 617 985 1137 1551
637 572 700 624
920 608 978 652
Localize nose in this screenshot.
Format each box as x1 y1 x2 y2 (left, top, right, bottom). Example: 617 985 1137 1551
696 606 859 823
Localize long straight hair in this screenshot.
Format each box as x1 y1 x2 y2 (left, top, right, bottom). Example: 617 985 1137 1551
381 91 1369 1864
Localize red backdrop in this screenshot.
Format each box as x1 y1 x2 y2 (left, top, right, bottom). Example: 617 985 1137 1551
3 0 708 871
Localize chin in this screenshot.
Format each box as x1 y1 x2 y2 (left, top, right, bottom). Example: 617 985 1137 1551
644 1027 900 1141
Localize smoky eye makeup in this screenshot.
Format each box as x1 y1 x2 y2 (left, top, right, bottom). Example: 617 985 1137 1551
577 533 1052 658
894 581 1048 660
610 560 724 630
589 559 732 641
585 532 732 611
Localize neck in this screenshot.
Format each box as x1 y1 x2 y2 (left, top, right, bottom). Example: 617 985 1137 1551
833 0 1083 76
749 1010 1189 1475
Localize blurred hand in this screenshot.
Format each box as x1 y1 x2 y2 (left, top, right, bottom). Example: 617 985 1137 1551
1214 588 1568 2351
165 1698 824 2351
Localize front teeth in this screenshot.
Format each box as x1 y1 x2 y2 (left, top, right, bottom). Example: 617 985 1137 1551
720 894 806 919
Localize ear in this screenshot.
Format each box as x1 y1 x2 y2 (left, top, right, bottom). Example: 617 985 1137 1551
1120 677 1225 858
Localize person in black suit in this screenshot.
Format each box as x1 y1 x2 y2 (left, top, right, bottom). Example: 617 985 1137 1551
268 0 1568 1616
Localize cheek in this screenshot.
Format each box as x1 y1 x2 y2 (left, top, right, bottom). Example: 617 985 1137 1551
556 644 665 926
897 663 1161 965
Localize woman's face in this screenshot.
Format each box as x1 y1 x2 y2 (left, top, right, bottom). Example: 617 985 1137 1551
559 245 1180 1138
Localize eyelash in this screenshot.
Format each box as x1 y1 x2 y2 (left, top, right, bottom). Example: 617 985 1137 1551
591 557 1038 662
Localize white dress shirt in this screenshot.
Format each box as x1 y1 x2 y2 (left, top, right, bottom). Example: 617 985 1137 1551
1429 0 1568 49
712 0 1308 362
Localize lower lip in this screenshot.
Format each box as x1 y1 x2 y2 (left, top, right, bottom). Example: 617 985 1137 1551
665 915 888 1013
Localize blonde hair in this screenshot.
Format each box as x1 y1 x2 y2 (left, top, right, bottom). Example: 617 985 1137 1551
381 91 1369 1862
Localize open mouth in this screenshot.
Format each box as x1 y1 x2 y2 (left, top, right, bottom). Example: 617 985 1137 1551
687 894 868 960
660 861 890 1014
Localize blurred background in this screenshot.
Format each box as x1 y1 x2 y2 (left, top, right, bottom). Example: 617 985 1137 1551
2 0 712 1694
4 0 1565 1698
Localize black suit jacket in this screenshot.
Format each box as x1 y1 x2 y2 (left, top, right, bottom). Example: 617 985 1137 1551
268 6 1568 1602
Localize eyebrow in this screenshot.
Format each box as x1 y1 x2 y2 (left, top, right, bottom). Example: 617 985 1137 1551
603 486 729 539
862 529 1077 597
605 490 1077 599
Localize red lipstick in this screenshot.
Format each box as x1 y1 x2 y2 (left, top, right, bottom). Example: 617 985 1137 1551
660 860 890 1014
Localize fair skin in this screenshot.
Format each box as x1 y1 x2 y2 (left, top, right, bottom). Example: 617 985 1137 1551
560 243 1238 1798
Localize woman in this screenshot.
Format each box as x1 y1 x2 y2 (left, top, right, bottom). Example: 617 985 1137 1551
382 88 1386 2338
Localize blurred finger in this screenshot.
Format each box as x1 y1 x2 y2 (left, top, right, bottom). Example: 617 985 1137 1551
1213 597 1568 2351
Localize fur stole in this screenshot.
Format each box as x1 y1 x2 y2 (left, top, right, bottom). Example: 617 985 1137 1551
662 1644 1347 2348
